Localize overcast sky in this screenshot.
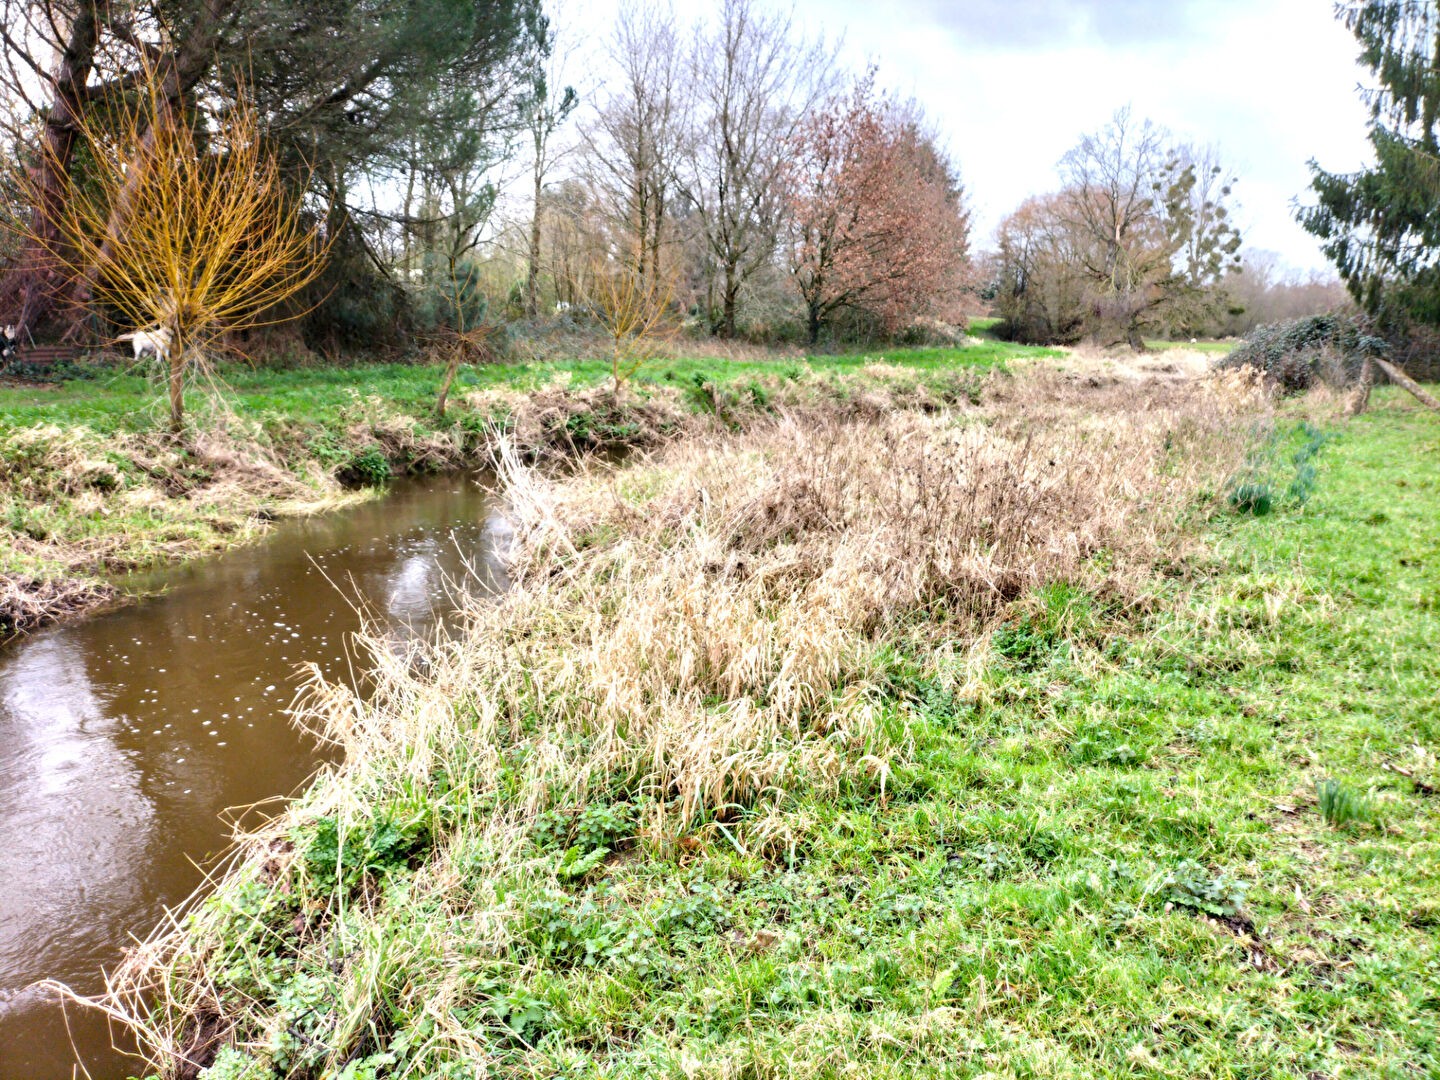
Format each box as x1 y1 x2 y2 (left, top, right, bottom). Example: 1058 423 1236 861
564 0 1375 276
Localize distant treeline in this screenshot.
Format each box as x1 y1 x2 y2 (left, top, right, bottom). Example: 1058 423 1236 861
0 0 972 358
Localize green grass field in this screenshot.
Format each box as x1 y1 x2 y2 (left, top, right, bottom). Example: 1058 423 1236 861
801 395 1438 1075
0 342 1053 434
521 396 1435 1076
120 386 1440 1079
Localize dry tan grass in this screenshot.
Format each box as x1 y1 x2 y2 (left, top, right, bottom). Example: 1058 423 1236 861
0 572 119 636
1046 345 1218 385
90 367 1274 1077
477 371 1266 814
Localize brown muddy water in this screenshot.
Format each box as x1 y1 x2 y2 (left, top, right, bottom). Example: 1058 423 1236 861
0 473 509 1079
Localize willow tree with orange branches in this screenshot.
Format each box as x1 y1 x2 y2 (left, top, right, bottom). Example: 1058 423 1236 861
14 67 328 430
586 252 677 395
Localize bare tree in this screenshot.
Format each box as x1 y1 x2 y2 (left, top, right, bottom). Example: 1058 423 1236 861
521 2 579 319
1171 144 1241 288
1218 252 1353 336
993 192 1093 345
677 0 836 338
0 0 235 339
1159 141 1243 336
1058 107 1175 348
537 178 609 307
581 1 685 293
586 249 677 394
1051 109 1243 347
11 62 327 429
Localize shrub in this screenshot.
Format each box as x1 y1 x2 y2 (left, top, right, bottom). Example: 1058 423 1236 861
337 445 391 487
297 803 430 891
521 891 658 972
1217 314 1387 393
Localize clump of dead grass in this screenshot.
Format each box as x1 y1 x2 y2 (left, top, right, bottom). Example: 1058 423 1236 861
92 369 1273 1078
0 572 119 637
0 420 346 571
498 380 695 460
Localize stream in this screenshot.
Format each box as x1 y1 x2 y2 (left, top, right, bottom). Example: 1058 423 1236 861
0 473 509 1078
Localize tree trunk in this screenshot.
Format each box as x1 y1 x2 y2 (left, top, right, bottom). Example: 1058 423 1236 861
0 2 112 339
721 261 739 339
168 342 186 432
807 300 822 345
402 155 417 277
1374 357 1440 413
436 345 461 418
635 180 650 284
648 186 665 295
525 162 543 320
1348 357 1374 415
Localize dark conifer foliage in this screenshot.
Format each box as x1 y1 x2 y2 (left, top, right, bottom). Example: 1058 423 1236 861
1300 1 1440 324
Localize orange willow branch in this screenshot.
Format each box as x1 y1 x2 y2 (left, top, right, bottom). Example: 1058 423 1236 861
587 251 679 393
9 57 330 429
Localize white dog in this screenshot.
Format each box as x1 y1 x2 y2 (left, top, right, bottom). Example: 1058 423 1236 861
1 324 16 364
116 327 174 364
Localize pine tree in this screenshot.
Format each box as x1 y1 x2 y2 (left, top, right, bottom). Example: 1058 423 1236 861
1300 1 1440 324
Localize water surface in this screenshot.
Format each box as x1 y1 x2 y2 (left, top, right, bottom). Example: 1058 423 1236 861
0 473 507 1078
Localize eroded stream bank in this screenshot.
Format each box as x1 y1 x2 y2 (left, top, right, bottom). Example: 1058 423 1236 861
0 472 509 1079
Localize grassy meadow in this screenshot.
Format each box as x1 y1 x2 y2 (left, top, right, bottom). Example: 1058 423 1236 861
89 355 1440 1078
1145 339 1239 354
0 344 1042 433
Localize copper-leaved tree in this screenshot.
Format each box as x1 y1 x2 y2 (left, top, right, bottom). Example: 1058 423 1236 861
19 64 327 430
787 75 971 344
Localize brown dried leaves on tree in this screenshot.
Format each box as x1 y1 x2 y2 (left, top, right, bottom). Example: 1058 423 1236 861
786 75 971 344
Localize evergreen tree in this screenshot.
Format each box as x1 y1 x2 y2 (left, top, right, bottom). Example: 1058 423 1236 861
1300 0 1440 324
